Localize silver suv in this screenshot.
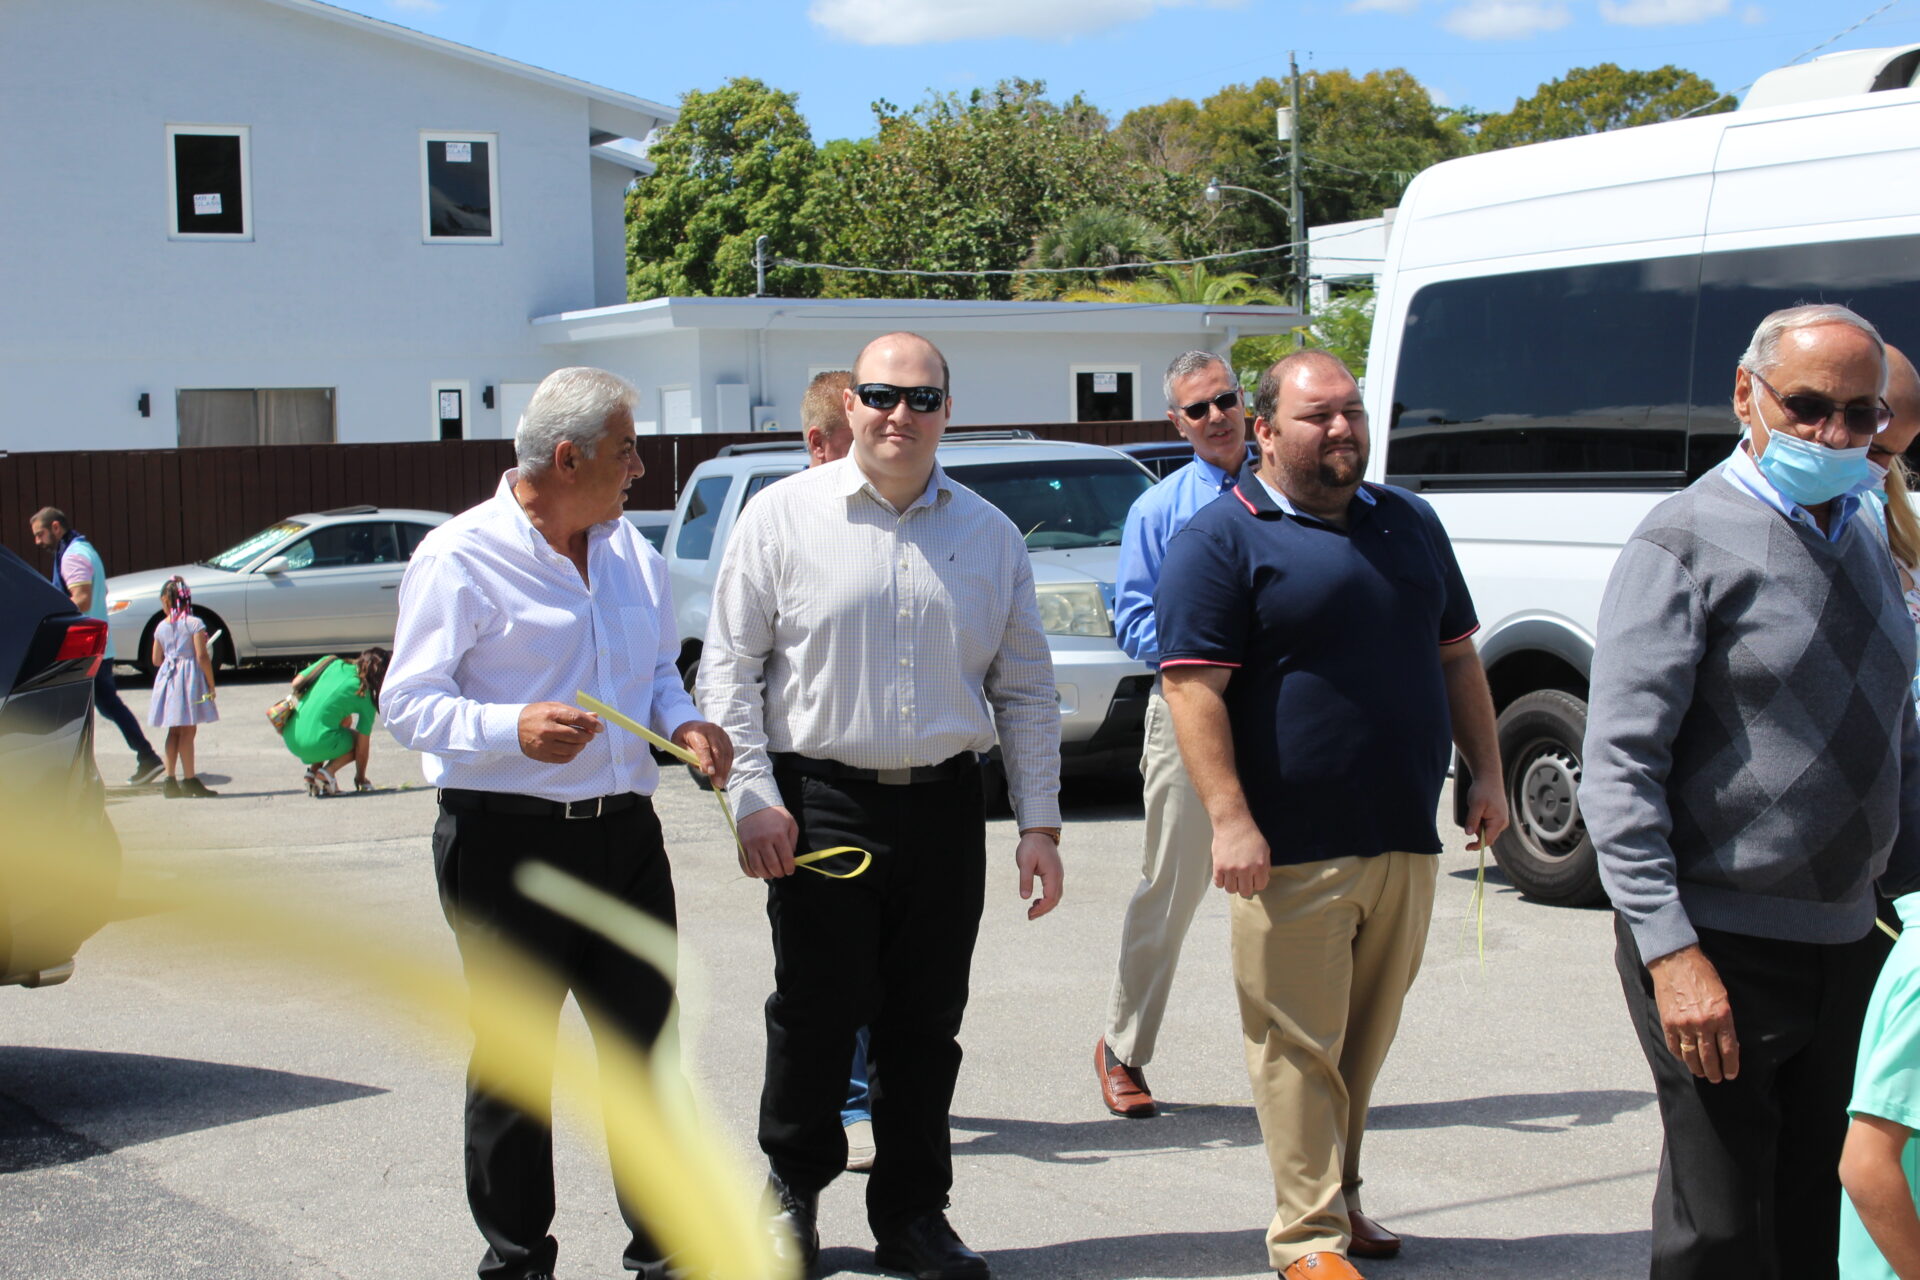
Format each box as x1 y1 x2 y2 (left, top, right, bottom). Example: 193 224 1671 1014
664 435 1156 778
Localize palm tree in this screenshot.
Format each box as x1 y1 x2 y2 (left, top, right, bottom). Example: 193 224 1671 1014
1064 263 1282 306
1014 208 1178 300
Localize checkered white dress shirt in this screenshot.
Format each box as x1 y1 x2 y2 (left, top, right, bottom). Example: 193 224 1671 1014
383 471 699 802
698 457 1062 831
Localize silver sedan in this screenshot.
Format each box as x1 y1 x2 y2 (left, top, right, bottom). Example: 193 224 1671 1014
104 505 450 672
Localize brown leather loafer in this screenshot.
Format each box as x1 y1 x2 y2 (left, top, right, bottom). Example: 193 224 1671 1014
1095 1037 1155 1117
1347 1210 1400 1260
1282 1253 1364 1279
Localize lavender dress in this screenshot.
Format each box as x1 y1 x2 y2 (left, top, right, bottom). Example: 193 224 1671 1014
149 615 219 727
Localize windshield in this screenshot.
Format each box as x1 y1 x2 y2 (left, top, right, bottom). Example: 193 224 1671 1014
945 458 1153 550
203 520 307 571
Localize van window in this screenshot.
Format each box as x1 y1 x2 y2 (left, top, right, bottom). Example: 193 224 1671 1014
675 476 733 561
1688 234 1920 476
1385 257 1696 489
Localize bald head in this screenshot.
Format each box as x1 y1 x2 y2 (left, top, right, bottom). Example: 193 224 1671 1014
1883 345 1920 458
852 331 949 394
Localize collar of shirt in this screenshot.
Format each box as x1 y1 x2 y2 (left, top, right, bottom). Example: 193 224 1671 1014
1720 438 1859 543
1188 453 1240 494
824 454 951 515
1245 471 1378 520
493 468 626 562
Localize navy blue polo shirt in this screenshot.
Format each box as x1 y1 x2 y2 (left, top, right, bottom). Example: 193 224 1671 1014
1155 477 1478 865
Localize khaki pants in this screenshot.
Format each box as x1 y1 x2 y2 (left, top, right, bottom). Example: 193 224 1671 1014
1104 688 1215 1067
1231 851 1438 1270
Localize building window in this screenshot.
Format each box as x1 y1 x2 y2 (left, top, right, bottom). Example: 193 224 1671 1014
177 388 334 447
422 133 499 243
431 380 470 440
1072 365 1139 422
167 125 251 240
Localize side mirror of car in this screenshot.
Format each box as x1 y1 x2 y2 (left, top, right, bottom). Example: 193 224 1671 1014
258 555 291 575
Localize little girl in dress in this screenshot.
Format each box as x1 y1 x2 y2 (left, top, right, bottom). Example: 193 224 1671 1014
148 576 219 798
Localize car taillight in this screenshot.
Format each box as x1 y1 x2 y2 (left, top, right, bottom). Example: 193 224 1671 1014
56 619 108 678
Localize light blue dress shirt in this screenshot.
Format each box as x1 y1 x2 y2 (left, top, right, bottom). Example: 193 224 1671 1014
1113 454 1243 666
1719 437 1860 543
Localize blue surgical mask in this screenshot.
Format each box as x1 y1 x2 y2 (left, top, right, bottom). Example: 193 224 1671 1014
1753 422 1875 507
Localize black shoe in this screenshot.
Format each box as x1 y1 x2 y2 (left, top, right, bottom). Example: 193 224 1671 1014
179 775 218 798
128 757 165 786
767 1173 820 1272
874 1212 989 1280
162 776 183 799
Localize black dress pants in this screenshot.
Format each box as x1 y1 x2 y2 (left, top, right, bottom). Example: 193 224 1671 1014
1614 913 1890 1280
433 797 678 1280
758 760 987 1234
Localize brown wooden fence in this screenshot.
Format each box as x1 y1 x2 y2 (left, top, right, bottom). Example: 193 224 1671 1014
0 419 1182 577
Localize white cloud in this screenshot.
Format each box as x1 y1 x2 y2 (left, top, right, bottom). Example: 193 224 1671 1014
1598 0 1728 25
389 0 445 11
1742 4 1766 22
809 0 1202 44
1441 0 1571 38
1347 0 1421 12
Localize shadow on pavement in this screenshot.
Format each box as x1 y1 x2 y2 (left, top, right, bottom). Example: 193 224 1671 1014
823 1227 1649 1278
0 1046 386 1172
950 1103 1262 1164
1370 1089 1654 1133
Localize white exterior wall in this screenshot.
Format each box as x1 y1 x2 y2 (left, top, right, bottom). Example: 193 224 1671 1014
0 0 630 451
559 328 1232 434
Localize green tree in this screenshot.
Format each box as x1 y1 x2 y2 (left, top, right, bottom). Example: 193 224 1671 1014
803 80 1199 301
626 77 820 299
1013 207 1177 300
1481 64 1734 148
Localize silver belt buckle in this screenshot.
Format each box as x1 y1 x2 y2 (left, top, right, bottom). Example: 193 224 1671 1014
876 767 912 786
564 796 604 820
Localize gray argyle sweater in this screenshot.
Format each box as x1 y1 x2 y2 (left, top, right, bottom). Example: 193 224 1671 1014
1583 473 1920 962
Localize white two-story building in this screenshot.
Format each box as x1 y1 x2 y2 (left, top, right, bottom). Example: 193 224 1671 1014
2 0 1302 453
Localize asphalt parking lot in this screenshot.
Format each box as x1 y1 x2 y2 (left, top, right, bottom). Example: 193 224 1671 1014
0 671 1662 1279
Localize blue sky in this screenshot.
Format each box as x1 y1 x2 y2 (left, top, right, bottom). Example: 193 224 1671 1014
365 0 1913 139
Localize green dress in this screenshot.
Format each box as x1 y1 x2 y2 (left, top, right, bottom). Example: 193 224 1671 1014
284 659 378 765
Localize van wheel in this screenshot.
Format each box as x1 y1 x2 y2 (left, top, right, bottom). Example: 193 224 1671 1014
1491 690 1605 907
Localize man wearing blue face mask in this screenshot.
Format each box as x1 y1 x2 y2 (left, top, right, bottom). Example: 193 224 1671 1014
1582 303 1920 1280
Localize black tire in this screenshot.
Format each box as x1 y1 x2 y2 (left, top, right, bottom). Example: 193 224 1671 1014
134 606 232 676
1490 689 1606 907
133 613 164 678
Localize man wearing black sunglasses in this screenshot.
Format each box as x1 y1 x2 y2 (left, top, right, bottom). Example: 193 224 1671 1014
1097 351 1254 1118
1586 303 1920 1279
699 331 1063 1280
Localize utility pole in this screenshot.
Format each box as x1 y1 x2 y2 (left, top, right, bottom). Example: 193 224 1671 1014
754 234 769 297
1288 50 1305 320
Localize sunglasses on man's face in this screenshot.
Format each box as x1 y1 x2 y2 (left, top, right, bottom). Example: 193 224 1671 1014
1751 370 1893 437
853 383 947 414
1178 390 1241 422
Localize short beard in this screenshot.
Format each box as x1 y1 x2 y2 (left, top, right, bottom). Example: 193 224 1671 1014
1316 449 1365 490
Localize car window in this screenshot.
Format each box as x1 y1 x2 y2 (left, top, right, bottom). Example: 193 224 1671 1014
946 458 1154 550
397 523 436 560
741 472 790 508
675 476 734 561
204 520 307 571
279 522 390 571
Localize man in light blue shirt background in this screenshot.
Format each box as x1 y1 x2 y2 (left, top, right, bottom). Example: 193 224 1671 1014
1096 349 1251 1110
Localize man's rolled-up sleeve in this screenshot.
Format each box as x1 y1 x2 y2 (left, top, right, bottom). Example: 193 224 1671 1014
382 552 524 757
987 542 1062 831
1582 537 1706 963
697 509 783 819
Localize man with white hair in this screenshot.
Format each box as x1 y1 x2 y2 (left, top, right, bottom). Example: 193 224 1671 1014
1584 305 1920 1278
385 366 733 1280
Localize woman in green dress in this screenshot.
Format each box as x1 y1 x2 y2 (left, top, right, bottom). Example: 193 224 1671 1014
284 648 390 796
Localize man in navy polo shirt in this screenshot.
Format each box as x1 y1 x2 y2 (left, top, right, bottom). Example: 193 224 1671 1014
1155 349 1506 1280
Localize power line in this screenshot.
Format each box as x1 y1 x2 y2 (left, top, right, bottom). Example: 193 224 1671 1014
1677 0 1908 119
773 218 1389 282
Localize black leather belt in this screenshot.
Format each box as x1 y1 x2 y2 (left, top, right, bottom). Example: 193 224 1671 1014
437 788 644 820
775 751 977 787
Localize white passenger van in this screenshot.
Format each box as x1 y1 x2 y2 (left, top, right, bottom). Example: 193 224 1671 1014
1364 46 1920 905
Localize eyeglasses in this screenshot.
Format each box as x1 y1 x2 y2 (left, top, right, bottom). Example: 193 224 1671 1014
1750 369 1893 437
1177 390 1241 422
853 383 947 414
